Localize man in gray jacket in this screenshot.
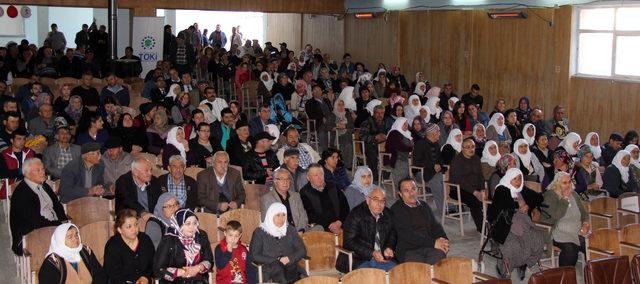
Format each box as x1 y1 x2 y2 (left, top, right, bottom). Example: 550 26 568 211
42 126 80 179
197 151 245 213
46 23 67 57
59 142 108 203
102 136 133 185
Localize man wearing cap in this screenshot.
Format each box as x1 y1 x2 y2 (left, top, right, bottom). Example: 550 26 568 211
412 123 446 215
0 128 35 199
243 131 279 185
359 104 391 181
43 126 81 179
198 151 245 213
276 127 320 169
279 148 308 192
102 136 134 186
226 119 252 167
59 142 108 203
279 42 289 57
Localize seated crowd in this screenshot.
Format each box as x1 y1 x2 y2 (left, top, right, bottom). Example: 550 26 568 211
2 26 640 283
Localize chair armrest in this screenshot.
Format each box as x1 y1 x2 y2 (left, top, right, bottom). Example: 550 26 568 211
620 242 640 251
589 212 613 219
473 271 496 281
587 246 615 256
533 220 553 230
431 278 450 284
443 182 460 190
252 261 264 283
335 246 353 272
618 208 639 215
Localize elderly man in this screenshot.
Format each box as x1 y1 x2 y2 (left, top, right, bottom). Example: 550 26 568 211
100 73 130 106
153 155 198 210
279 148 308 192
102 136 134 186
261 168 318 232
27 103 56 141
43 126 81 179
10 158 67 254
339 187 397 272
243 131 279 185
359 104 391 180
449 137 485 232
391 178 448 264
1 128 35 199
300 163 349 234
59 142 107 203
115 157 161 218
412 123 446 215
276 127 320 169
198 151 244 213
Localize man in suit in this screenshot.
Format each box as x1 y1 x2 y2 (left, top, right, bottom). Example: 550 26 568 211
43 126 81 179
153 155 198 210
197 151 244 213
261 168 319 232
59 142 108 203
115 157 161 221
10 158 67 255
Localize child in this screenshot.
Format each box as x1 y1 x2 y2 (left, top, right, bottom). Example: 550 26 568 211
215 221 254 284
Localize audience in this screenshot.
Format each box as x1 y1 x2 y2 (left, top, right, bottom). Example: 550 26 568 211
603 149 638 197
344 166 377 210
1 128 35 198
243 131 279 184
157 155 198 210
102 136 134 187
601 132 624 167
360 104 392 180
261 168 319 232
278 148 308 192
320 148 350 192
215 220 254 284
384 117 414 185
59 142 107 203
276 126 320 169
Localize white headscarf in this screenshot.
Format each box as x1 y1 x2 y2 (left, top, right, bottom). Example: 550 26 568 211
481 140 501 167
260 202 288 238
265 124 280 146
357 72 373 86
442 128 462 152
625 145 640 168
425 86 441 99
585 132 602 159
388 117 412 140
559 132 582 156
374 69 387 82
260 71 274 91
498 168 524 198
522 123 536 145
338 87 357 112
404 95 422 120
513 138 533 172
167 83 181 101
414 82 426 96
488 113 506 136
47 223 82 263
414 72 422 83
366 99 382 115
448 97 459 111
419 105 431 124
166 126 187 159
351 166 377 195
426 96 442 119
612 150 631 183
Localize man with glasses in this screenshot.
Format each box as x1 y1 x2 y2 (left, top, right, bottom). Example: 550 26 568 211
261 168 319 232
152 155 198 210
338 187 396 272
391 178 448 264
59 142 108 203
449 137 485 232
197 151 244 213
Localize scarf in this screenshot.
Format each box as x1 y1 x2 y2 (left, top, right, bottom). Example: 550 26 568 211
366 99 382 115
260 71 274 91
388 117 412 140
522 123 536 145
513 139 533 173
260 203 288 238
166 126 187 159
625 145 640 169
65 96 84 124
47 223 82 263
265 124 280 146
612 150 631 183
154 193 178 226
414 82 426 97
448 97 459 111
442 128 462 152
498 168 524 198
488 113 506 136
351 166 376 196
473 123 486 143
585 132 602 160
167 209 202 266
481 141 501 167
333 100 348 136
559 132 581 156
426 96 442 118
338 87 357 112
425 86 441 99
496 154 520 176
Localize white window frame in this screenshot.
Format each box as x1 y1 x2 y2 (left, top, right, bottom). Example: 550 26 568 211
573 5 640 82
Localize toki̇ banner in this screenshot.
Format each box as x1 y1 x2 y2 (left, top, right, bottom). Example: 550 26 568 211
132 17 164 78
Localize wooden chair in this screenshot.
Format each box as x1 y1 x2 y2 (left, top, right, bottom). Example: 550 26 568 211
408 154 432 202
294 275 339 284
620 224 640 257
618 192 639 228
377 142 396 197
632 254 640 284
528 266 576 284
3 179 21 224
524 181 542 193
79 220 114 265
130 96 151 113
589 197 618 230
475 279 513 284
305 119 319 152
584 255 632 284
184 166 204 181
480 184 493 247
433 256 494 284
219 209 261 246
12 77 30 92
21 226 57 284
389 262 432 284
351 134 366 177
134 152 160 168
242 80 260 117
586 228 623 261
65 197 113 228
152 168 169 177
300 231 353 277
341 268 386 284
442 168 471 236
243 183 268 212
194 212 221 253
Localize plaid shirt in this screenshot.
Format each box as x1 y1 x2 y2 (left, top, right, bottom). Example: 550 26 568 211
57 145 73 171
176 46 187 65
167 176 187 207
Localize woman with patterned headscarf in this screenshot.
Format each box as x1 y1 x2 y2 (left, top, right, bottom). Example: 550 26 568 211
576 144 604 195
541 148 588 194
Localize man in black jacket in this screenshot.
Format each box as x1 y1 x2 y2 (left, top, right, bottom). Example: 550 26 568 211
338 187 396 272
115 157 161 220
242 131 279 184
412 123 445 215
305 85 333 153
391 178 448 264
299 163 349 234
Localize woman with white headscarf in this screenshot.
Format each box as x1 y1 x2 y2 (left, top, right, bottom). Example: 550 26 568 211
522 123 536 146
418 105 431 125
384 117 414 187
585 132 602 161
473 123 487 157
558 132 582 156
626 145 640 187
414 82 427 98
338 86 357 112
162 126 195 169
257 71 275 100
425 86 441 99
250 203 307 283
366 99 382 116
513 138 545 182
481 140 501 180
603 149 638 197
448 97 459 112
39 223 106 283
332 99 355 165
441 128 463 165
354 86 374 127
344 166 378 210
426 96 442 123
488 168 544 279
486 113 512 144
404 95 422 120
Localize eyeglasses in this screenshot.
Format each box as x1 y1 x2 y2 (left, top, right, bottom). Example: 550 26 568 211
368 197 386 204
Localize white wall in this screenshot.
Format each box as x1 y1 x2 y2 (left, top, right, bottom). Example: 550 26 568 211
0 5 39 46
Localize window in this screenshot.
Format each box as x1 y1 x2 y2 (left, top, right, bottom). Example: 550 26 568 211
575 7 640 79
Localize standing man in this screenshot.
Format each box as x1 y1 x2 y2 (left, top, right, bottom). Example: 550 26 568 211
46 24 67 57
163 25 177 62
208 24 227 48
74 24 91 50
359 105 391 180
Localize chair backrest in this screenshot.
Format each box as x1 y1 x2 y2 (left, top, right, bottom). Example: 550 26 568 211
195 212 220 244
621 224 640 244
243 183 268 212
433 256 474 284
184 167 205 181
65 197 112 227
524 181 542 193
134 152 159 168
389 262 432 284
219 209 261 245
528 266 577 284
130 97 151 114
229 165 244 181
294 275 339 284
301 231 338 272
152 168 169 177
24 226 57 274
618 193 639 227
588 228 621 260
584 255 632 284
632 254 640 284
79 220 114 265
589 197 618 230
243 80 260 101
341 268 386 284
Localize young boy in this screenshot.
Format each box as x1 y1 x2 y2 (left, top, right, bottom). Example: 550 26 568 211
215 221 254 283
